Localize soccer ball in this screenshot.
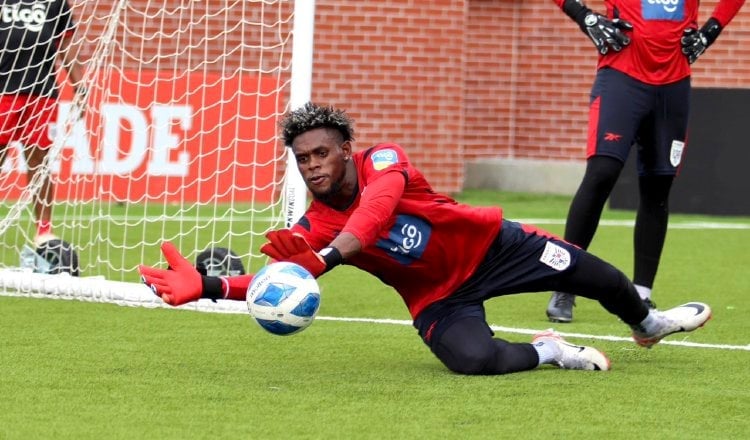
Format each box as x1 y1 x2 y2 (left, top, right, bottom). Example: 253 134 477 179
246 261 321 335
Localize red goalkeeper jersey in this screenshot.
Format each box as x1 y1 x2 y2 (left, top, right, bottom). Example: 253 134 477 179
291 143 503 319
554 0 745 85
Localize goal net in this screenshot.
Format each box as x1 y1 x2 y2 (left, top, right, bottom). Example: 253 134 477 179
0 0 311 310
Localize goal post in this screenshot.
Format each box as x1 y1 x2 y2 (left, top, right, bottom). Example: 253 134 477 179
0 0 314 307
285 0 315 228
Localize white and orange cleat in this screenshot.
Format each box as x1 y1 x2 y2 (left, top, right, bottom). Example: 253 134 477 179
533 330 611 371
631 302 712 348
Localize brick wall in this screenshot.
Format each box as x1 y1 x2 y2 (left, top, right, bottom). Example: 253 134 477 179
311 0 466 191
461 0 750 168
83 0 750 194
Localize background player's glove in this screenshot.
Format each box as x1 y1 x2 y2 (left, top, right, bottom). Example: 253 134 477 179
261 229 342 277
561 0 632 55
681 18 722 64
138 241 202 306
579 13 633 55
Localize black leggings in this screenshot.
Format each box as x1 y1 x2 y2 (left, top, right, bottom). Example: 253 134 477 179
425 251 647 375
566 155 673 288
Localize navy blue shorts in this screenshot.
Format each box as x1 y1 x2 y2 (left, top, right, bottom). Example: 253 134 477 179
414 220 581 345
588 67 691 176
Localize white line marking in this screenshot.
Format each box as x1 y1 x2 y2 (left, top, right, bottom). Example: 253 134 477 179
316 316 750 351
515 219 750 230
3 213 749 230
3 291 748 351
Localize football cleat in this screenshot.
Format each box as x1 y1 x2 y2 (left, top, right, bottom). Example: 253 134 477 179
546 291 576 323
631 302 712 348
533 330 610 371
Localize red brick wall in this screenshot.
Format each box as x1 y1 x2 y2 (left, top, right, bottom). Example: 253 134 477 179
311 0 466 191
314 0 750 192
80 0 750 194
462 0 750 169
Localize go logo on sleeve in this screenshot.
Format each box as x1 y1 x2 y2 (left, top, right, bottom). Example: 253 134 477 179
371 149 399 171
376 215 431 264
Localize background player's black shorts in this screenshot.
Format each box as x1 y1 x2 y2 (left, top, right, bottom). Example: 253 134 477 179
589 67 691 176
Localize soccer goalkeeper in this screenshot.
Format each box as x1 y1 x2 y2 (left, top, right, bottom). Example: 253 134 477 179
545 0 745 323
140 103 712 375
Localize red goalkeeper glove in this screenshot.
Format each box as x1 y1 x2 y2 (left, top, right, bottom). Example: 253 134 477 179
138 241 202 306
260 229 342 277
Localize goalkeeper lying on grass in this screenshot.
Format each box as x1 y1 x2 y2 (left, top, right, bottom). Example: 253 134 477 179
139 102 711 375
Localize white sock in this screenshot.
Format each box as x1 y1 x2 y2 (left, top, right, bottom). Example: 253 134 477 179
635 284 652 300
532 340 561 366
635 309 660 334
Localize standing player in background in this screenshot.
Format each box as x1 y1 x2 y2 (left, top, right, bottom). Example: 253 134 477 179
0 0 87 246
546 0 745 323
140 103 713 376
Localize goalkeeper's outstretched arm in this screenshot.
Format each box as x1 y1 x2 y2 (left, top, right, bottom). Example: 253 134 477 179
138 242 254 306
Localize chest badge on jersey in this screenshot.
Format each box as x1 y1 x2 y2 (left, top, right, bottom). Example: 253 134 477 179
642 0 684 21
539 242 571 271
375 214 431 264
371 149 399 171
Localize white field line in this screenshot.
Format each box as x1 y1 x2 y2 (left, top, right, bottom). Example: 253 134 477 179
315 316 750 351
1 215 747 351
2 291 748 351
515 219 750 230
14 213 750 230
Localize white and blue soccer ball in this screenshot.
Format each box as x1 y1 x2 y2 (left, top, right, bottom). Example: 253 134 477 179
246 261 321 336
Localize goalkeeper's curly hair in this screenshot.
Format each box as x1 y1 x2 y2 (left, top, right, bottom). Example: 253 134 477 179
280 102 355 147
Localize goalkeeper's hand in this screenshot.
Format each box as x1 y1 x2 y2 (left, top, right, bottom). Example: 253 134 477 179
580 12 633 55
681 18 722 64
260 229 327 277
138 241 202 306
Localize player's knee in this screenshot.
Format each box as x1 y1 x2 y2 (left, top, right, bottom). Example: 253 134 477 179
438 343 495 375
447 355 492 376
582 156 622 192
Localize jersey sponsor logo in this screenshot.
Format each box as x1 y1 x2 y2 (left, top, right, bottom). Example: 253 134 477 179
375 214 431 264
371 149 398 171
539 241 571 271
642 0 684 21
669 140 685 167
0 2 48 32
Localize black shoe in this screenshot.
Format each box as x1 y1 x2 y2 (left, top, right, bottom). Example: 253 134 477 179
546 292 575 323
643 298 657 310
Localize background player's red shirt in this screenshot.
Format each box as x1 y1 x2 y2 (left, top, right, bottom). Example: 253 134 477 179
291 143 503 319
554 0 745 85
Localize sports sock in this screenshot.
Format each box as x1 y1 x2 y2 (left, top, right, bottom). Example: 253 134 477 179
532 339 561 366
633 309 661 334
635 284 652 300
36 220 52 237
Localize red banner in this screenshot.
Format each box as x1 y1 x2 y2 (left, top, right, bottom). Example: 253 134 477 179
1 70 282 204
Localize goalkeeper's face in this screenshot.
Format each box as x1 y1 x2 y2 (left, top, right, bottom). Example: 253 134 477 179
292 127 355 205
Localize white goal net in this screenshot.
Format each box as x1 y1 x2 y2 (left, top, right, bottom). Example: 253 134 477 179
0 0 311 308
